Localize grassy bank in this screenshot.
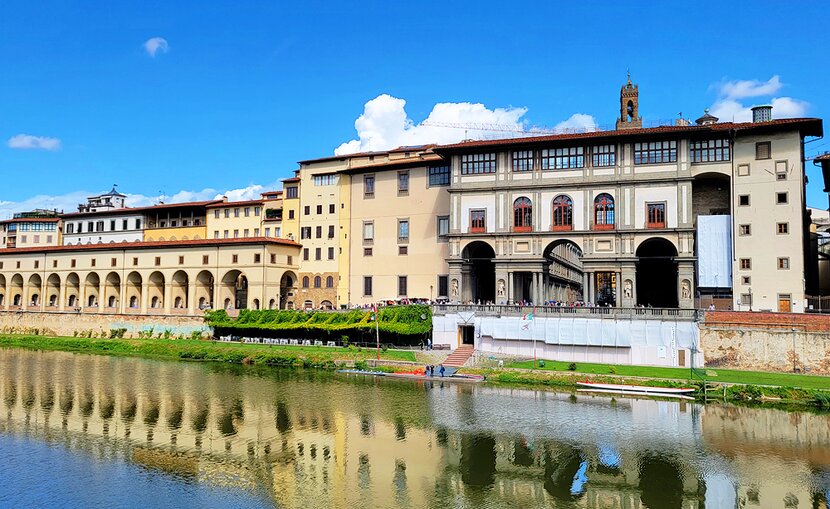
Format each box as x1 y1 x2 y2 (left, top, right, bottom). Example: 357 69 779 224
0 334 416 368
507 359 830 390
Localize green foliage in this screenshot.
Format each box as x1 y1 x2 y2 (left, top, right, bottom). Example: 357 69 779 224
204 305 432 344
567 362 577 371
353 360 369 371
108 328 127 339
813 392 830 409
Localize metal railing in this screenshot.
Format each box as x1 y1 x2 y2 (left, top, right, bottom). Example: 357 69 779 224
806 295 830 314
431 303 699 320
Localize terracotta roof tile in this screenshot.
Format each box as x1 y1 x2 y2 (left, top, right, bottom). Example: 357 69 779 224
61 200 223 219
0 217 61 225
0 237 300 255
205 199 264 208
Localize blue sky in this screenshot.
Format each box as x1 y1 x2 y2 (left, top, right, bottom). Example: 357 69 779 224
1 0 829 214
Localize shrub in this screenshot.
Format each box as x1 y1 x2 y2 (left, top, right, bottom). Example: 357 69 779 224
109 328 127 339
353 360 368 371
813 392 830 409
567 362 577 371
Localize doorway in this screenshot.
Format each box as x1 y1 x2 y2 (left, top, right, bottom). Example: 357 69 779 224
459 325 475 346
778 294 792 313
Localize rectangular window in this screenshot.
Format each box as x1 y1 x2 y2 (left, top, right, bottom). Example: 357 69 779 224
315 247 321 260
398 276 408 296
363 276 373 296
285 186 298 199
777 222 789 234
461 153 497 174
214 210 220 218
328 247 334 260
646 203 666 228
96 221 104 232
303 248 309 261
110 220 116 231
270 254 276 264
364 175 375 197
329 203 335 214
315 226 322 238
398 171 410 194
224 209 230 218
46 235 52 243
111 258 117 267
739 195 750 206
88 222 94 232
739 224 751 236
741 276 751 285
364 247 373 256
755 141 771 160
203 255 209 265
254 206 261 216
470 209 486 233
232 254 239 264
398 245 408 255
778 257 790 269
437 215 450 240
33 235 40 243
775 161 788 180
592 145 616 167
304 206 310 215
438 275 449 298
223 230 229 239
776 192 788 204
740 293 752 307
234 208 240 217
316 204 323 215
301 227 311 239
288 210 295 219
287 255 292 265
243 229 249 237
254 228 259 236
265 228 270 237
363 221 374 243
398 219 409 243
135 219 141 229
428 165 450 186
313 174 337 186
155 257 161 266
328 225 335 238
178 256 185 265
34 260 39 269
634 140 677 164
512 150 534 172
52 260 58 268
690 139 730 162
132 257 138 266
233 229 239 238
254 253 261 263
541 146 584 170
739 258 751 270
737 164 750 176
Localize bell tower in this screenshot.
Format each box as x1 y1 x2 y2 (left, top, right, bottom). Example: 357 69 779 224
616 72 642 130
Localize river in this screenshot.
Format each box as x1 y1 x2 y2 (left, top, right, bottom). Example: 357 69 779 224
0 348 827 508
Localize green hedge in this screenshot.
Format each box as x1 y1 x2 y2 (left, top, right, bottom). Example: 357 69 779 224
205 305 432 345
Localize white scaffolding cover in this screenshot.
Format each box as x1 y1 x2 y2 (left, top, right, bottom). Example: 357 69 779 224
697 215 732 288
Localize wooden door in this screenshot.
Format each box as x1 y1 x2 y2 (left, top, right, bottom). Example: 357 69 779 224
778 295 791 313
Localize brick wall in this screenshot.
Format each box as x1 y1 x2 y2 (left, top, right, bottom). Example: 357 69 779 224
0 310 208 338
704 310 830 332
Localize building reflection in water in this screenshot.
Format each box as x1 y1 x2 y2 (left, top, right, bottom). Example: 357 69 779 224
0 348 827 508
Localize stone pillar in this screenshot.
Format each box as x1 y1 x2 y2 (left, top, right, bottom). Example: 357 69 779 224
621 263 636 307
187 281 197 315
582 272 588 302
99 281 107 312
587 272 594 304
163 283 172 315
58 283 66 312
494 265 508 305
460 266 472 303
21 284 29 311
78 284 86 312
678 261 695 309
140 282 149 314
448 263 462 304
507 272 514 305
615 271 622 307
119 280 128 314
213 281 222 310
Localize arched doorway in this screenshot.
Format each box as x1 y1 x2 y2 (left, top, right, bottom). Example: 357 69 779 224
27 274 42 308
0 274 5 307
636 238 678 308
543 240 584 303
461 241 496 303
279 271 297 310
222 270 248 310
46 274 60 308
148 272 165 309
10 274 23 308
171 270 188 309
66 272 80 308
84 273 100 308
105 272 121 310
126 272 142 310
195 271 214 310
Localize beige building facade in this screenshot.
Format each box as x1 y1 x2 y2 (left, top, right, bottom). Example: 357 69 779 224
0 238 300 313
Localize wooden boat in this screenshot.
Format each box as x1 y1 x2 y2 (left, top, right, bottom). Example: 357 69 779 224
577 388 695 400
576 381 695 396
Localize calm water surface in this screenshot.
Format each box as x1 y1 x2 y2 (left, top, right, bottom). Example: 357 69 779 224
0 348 828 508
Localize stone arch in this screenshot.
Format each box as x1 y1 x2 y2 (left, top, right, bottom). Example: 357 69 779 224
0 274 5 306
66 273 80 308
84 272 100 308
126 271 142 310
171 270 189 309
636 237 679 308
46 274 60 308
195 270 214 310
252 298 260 310
268 298 276 309
543 239 584 303
513 196 533 232
27 274 42 307
320 300 333 310
461 241 496 303
148 271 165 309
221 270 247 310
551 194 574 231
104 272 121 310
279 271 297 309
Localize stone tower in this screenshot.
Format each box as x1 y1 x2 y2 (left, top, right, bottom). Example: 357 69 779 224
616 72 642 130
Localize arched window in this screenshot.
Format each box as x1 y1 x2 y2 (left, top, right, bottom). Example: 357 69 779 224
314 276 321 288
302 276 309 288
552 195 573 231
326 276 334 288
594 193 615 230
513 197 532 232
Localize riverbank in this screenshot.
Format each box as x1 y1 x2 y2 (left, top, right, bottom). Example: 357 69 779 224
2 334 827 409
0 334 416 368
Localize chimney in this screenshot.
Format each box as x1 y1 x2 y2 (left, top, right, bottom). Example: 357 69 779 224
751 105 772 123
222 195 229 202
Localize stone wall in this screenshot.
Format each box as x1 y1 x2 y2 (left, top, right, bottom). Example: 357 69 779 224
701 326 830 373
0 310 209 338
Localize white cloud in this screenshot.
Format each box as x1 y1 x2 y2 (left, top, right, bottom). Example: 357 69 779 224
143 37 169 57
554 113 598 132
0 182 280 220
708 75 808 122
716 75 782 100
7 134 61 151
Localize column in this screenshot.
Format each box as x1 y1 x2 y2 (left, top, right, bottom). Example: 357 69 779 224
587 272 594 304
582 272 588 302
79 284 86 311
99 281 107 312
187 280 197 315
507 272 514 305
21 284 28 311
163 283 172 315
615 271 622 307
119 280 128 314
213 281 222 310
58 283 66 312
140 282 149 314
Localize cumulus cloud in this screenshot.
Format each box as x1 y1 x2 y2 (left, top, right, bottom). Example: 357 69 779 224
0 182 279 220
143 37 169 57
554 113 598 131
708 75 808 122
7 134 61 151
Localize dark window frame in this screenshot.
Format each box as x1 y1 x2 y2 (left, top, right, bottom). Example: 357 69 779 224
461 153 497 175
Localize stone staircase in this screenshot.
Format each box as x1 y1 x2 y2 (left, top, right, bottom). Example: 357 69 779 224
442 345 475 375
